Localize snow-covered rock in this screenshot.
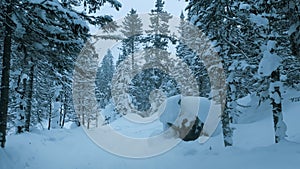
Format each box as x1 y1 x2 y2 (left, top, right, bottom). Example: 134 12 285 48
158 95 221 141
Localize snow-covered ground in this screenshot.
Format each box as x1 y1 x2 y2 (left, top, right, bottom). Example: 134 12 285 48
0 89 299 169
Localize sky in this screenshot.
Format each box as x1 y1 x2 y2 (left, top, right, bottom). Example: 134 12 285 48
99 0 189 20
91 0 190 64
90 0 189 34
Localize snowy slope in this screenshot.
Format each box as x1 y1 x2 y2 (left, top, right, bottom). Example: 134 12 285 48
0 127 300 169
0 89 300 169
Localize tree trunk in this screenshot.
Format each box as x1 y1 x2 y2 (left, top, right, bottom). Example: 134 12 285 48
131 39 134 70
24 51 34 132
59 103 63 127
15 47 34 133
61 89 68 128
24 64 34 131
270 69 287 143
222 105 233 147
61 105 66 128
0 0 13 148
48 101 52 130
59 104 63 128
221 81 234 147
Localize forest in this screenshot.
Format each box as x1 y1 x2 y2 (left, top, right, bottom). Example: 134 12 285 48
0 0 300 168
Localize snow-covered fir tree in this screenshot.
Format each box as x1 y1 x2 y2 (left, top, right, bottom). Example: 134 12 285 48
186 0 300 145
253 0 299 143
118 8 143 70
176 12 211 97
127 0 179 117
186 0 238 147
0 0 14 148
95 49 115 109
73 39 100 129
0 0 121 147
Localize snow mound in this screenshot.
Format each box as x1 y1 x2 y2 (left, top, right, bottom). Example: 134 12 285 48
158 95 221 137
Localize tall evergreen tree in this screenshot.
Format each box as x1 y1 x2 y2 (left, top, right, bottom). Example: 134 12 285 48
73 40 100 129
0 0 14 148
186 0 236 147
119 9 143 70
95 49 115 109
186 0 299 145
176 12 211 97
254 0 297 143
126 0 180 117
144 0 173 65
9 0 91 133
186 0 264 146
0 0 121 147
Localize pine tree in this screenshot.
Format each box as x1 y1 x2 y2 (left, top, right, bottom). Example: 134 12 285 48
186 0 235 147
185 0 299 145
284 0 300 88
289 0 300 60
253 0 297 143
95 49 115 109
186 0 263 146
125 0 180 117
73 40 99 129
176 12 211 97
144 0 173 64
0 0 14 148
8 0 91 133
0 0 121 147
120 9 143 70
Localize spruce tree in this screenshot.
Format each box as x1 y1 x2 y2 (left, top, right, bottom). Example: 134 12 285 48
186 0 261 146
144 0 173 64
127 0 179 117
176 12 211 97
120 9 143 70
186 0 235 147
0 0 121 146
254 0 296 143
0 0 14 148
185 0 299 145
95 49 115 109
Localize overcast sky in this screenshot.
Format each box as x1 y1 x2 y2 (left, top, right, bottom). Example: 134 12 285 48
89 0 189 33
100 0 189 19
92 0 189 63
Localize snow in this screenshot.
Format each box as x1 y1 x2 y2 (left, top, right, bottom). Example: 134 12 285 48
50 101 61 129
158 95 181 129
288 22 300 36
258 41 282 76
0 89 300 169
11 13 25 37
239 3 251 10
21 73 29 81
100 103 121 124
157 95 221 136
109 115 163 138
32 42 44 50
275 120 288 138
235 93 271 123
250 13 268 27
